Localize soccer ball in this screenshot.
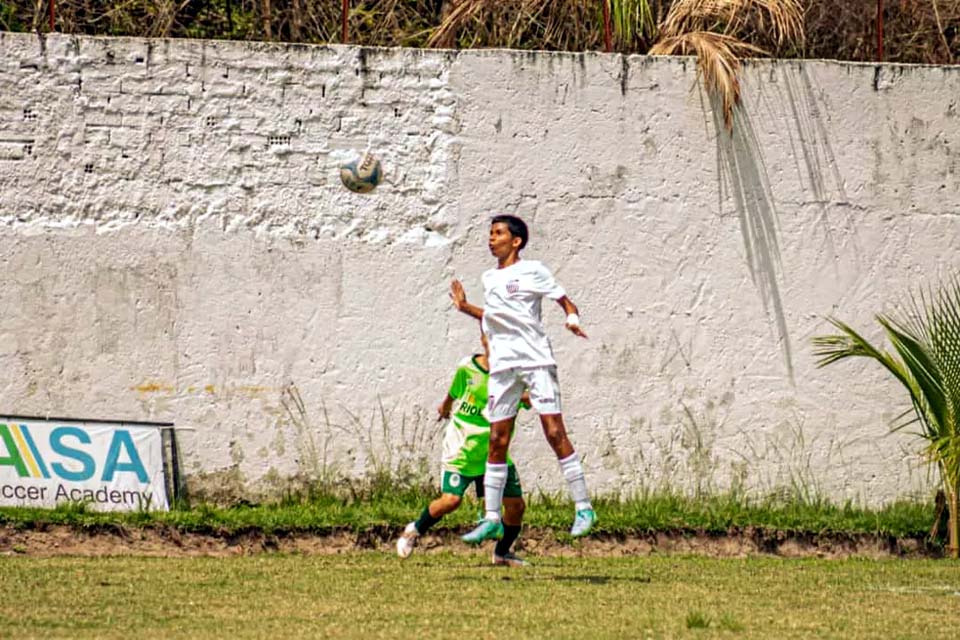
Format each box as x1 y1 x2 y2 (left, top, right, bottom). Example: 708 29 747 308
339 152 383 194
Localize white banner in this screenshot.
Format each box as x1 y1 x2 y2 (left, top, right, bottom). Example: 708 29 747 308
0 418 169 512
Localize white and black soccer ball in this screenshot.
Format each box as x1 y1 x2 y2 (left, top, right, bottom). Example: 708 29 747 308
339 152 383 194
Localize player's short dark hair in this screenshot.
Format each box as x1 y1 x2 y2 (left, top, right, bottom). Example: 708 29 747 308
490 214 529 250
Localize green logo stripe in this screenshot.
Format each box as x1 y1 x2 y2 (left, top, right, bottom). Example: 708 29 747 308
0 424 30 477
19 425 50 479
10 424 43 478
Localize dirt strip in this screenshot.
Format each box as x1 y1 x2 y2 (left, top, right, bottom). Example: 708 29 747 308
0 524 942 559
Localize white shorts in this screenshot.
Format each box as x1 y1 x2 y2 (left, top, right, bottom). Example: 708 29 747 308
486 365 562 422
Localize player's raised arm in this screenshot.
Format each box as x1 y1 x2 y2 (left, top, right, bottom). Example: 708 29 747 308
557 296 587 339
450 279 484 320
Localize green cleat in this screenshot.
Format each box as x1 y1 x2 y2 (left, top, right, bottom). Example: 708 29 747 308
461 519 503 545
570 508 597 537
474 512 504 539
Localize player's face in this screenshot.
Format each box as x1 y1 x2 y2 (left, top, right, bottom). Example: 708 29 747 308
489 222 520 258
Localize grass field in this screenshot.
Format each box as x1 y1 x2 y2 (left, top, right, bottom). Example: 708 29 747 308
1 553 958 639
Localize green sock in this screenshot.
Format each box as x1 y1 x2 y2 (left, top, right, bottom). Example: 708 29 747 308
414 506 442 535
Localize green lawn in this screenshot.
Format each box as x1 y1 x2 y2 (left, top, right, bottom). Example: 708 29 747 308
1 553 957 639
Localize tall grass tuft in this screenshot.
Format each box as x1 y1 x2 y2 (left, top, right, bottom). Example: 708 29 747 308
685 610 712 629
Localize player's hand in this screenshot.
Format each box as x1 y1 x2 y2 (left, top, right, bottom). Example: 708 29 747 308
566 322 588 339
437 403 451 421
449 279 467 311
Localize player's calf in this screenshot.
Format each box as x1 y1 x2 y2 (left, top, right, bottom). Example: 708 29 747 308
396 493 463 559
491 495 526 566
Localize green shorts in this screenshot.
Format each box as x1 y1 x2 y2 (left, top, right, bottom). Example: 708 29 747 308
441 465 522 498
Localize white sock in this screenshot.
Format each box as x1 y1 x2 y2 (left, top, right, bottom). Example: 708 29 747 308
483 462 508 522
559 452 592 511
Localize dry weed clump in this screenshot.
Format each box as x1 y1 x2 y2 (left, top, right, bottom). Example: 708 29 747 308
1 2 955 64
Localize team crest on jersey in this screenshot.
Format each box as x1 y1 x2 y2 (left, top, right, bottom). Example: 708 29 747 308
506 279 520 294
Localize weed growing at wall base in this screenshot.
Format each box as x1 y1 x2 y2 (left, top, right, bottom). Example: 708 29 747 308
0 487 940 542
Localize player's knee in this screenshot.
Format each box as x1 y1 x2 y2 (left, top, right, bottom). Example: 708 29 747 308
510 497 526 517
541 421 565 446
488 428 510 452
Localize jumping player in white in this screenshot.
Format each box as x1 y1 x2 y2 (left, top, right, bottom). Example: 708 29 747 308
450 215 596 541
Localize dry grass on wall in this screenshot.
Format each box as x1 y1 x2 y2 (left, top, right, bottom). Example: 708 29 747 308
1 1 957 64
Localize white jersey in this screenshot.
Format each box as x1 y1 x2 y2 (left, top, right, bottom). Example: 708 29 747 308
481 259 566 373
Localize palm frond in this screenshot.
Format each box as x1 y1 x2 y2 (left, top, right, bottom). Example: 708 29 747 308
811 316 929 432
660 0 804 47
811 317 908 382
894 289 935 346
650 31 763 130
929 276 960 427
649 0 802 131
877 314 948 433
926 277 960 513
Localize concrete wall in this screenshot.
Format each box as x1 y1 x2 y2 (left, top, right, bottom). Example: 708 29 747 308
2 32 959 504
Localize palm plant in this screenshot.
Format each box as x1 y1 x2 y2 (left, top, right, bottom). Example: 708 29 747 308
812 278 960 558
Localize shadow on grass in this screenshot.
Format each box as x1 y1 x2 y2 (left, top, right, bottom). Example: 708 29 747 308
449 570 652 585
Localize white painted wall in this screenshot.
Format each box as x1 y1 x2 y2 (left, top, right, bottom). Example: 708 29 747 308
2 32 959 503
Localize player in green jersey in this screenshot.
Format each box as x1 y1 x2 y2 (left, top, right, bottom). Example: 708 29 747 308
396 332 528 567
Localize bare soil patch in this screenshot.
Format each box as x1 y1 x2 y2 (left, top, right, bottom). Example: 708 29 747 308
0 524 941 559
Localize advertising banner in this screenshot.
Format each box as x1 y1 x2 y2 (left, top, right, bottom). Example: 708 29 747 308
0 417 169 512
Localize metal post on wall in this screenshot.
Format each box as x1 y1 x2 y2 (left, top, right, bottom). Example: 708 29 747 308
48 0 55 32
169 427 182 504
161 426 184 506
342 0 349 44
602 0 613 53
876 0 885 61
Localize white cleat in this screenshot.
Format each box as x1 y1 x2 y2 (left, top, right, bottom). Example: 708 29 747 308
570 508 597 537
396 522 419 559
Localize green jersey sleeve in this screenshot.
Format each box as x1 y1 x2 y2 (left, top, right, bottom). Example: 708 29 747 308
447 366 468 400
